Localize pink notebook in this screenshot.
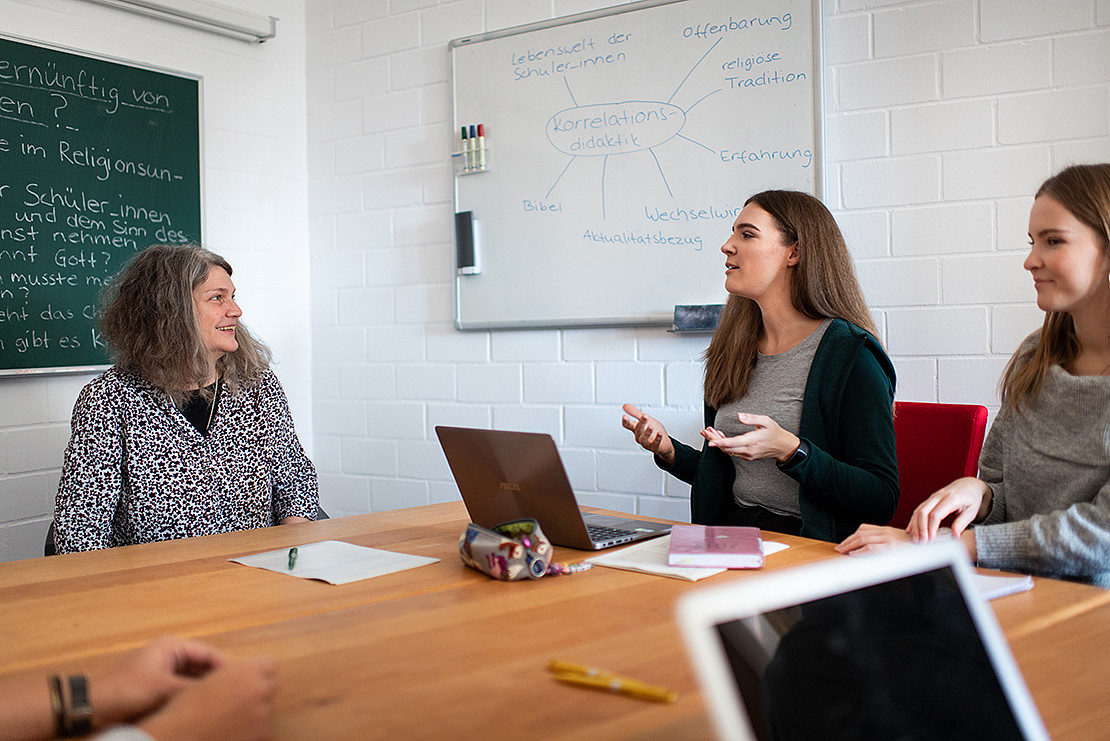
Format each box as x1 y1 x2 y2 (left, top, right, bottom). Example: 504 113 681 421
667 525 764 569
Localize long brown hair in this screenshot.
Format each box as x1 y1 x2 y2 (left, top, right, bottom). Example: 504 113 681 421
703 190 880 408
99 244 272 401
1001 163 1110 411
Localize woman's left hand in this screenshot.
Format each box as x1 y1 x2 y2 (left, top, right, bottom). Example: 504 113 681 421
835 524 913 555
701 413 800 462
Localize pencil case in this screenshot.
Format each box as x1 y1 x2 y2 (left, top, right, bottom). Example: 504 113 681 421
459 519 552 581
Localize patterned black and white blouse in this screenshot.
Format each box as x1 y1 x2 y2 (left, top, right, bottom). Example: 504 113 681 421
54 367 319 553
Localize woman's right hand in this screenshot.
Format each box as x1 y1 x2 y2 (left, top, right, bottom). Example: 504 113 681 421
139 657 279 741
907 477 993 543
91 635 227 728
621 403 675 465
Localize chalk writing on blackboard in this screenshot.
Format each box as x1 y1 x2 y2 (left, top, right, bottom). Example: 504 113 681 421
0 36 201 373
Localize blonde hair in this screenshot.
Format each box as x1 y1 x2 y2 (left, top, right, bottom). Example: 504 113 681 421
99 244 271 401
704 190 880 408
1001 163 1110 411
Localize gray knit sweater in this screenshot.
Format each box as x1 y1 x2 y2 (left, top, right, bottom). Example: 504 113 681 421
975 334 1110 588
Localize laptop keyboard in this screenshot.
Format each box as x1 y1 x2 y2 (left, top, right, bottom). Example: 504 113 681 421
587 524 636 543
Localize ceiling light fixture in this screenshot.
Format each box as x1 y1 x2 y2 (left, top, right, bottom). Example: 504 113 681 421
84 0 276 43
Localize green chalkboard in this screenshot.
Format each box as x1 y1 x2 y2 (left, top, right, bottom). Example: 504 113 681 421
0 35 202 374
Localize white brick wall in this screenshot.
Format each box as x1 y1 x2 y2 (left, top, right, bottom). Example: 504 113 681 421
873 1 976 57
887 307 990 355
942 147 1052 200
942 40 1053 98
891 99 993 154
890 203 993 256
306 0 1110 526
827 111 888 161
979 0 1091 42
842 156 941 207
1056 29 1110 86
0 0 312 562
998 88 1110 144
858 258 940 306
838 55 939 109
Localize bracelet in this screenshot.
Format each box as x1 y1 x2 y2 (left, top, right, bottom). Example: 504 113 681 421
65 674 93 737
48 675 65 738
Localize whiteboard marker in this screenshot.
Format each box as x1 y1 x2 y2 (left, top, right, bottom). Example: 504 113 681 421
460 126 470 171
477 123 486 170
468 124 477 172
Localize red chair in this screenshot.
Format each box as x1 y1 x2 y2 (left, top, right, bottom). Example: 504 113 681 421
887 401 989 529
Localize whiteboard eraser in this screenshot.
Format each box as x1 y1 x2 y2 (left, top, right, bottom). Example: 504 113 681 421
455 211 480 275
672 304 724 331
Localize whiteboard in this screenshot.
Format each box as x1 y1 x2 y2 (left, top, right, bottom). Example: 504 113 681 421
450 0 822 329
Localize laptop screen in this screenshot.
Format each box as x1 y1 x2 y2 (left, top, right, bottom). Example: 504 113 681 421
712 565 1026 741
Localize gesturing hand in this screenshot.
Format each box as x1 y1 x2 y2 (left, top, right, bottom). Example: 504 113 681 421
701 413 800 462
621 403 675 465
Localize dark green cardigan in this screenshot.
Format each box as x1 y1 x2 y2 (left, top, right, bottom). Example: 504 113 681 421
659 319 898 543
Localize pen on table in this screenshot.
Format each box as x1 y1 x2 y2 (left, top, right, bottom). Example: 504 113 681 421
288 547 297 570
547 660 677 703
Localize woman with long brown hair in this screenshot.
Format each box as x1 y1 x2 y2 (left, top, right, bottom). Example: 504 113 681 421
54 244 318 553
623 190 898 542
839 164 1110 586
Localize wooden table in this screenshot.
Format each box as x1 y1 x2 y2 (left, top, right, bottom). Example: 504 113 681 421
1 502 1107 740
1007 599 1110 740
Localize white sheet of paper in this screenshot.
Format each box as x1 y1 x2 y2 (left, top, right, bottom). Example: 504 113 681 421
230 540 439 585
972 572 1034 601
586 534 790 581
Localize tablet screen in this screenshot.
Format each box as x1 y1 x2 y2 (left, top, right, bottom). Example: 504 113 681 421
713 566 1026 741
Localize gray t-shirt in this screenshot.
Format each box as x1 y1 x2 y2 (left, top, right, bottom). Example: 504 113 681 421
715 319 831 516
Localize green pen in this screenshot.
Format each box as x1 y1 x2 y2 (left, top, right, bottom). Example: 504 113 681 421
288 547 298 570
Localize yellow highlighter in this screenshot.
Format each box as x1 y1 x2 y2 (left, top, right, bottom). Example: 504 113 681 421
547 660 678 703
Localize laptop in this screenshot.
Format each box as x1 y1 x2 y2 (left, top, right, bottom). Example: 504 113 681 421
435 426 671 550
675 541 1049 741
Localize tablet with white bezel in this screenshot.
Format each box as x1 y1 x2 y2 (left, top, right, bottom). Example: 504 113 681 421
675 541 1049 741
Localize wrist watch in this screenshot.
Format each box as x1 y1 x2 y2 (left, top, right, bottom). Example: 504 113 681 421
776 439 810 469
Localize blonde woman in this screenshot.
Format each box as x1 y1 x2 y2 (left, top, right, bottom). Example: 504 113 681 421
54 244 318 553
623 190 897 542
839 164 1110 587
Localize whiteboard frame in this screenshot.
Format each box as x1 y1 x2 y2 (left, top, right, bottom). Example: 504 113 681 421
449 0 824 330
0 33 205 377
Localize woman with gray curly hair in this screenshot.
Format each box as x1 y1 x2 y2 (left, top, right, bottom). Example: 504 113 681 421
53 244 318 553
